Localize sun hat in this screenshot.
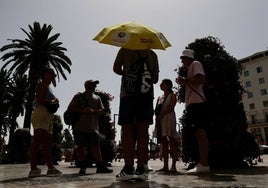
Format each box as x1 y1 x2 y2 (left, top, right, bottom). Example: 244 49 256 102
180 49 194 59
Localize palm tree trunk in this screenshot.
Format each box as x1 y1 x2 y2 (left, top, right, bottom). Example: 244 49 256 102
23 79 37 129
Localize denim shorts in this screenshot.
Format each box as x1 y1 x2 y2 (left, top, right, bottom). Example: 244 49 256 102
186 102 209 129
118 95 154 125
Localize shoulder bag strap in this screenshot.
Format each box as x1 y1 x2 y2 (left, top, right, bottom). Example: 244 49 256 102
187 82 206 102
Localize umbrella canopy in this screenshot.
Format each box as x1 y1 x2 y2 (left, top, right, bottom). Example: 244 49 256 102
93 22 171 50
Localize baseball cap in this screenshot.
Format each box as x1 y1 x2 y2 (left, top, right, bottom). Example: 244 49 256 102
84 79 99 87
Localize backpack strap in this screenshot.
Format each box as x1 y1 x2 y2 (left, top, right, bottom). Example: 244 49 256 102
137 51 151 70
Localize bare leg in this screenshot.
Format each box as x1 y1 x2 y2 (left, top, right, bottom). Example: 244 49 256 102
161 136 169 170
91 144 102 163
169 137 178 170
136 122 149 167
121 124 135 167
196 128 208 166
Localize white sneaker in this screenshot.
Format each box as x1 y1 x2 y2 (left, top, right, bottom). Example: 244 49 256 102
144 164 153 172
134 167 148 181
116 167 135 181
185 163 210 174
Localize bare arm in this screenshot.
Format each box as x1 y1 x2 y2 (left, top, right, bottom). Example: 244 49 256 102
158 93 177 118
151 70 159 84
113 60 123 75
36 83 57 105
176 73 205 87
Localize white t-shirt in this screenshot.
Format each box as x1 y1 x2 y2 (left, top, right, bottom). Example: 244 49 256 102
185 61 206 106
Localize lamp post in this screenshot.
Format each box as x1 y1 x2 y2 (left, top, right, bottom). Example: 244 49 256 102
113 113 119 124
113 113 120 144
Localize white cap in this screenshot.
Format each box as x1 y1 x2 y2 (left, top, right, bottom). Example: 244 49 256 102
180 49 194 59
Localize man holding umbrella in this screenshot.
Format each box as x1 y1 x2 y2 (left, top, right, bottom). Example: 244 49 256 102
93 21 170 181
113 48 159 181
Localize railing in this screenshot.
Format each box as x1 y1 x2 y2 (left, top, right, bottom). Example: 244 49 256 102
247 118 268 125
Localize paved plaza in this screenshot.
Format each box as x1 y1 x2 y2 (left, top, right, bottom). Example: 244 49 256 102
1 155 268 188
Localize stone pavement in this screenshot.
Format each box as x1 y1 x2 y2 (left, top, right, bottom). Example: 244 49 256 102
1 155 268 188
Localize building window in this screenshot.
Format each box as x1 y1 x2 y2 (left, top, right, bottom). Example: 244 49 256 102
261 89 267 96
257 66 263 73
243 70 249 77
247 91 253 98
263 101 268 107
251 115 256 124
265 113 268 122
245 81 251 87
249 103 255 110
251 128 264 144
259 77 265 84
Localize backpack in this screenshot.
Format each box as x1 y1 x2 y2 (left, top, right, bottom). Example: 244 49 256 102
63 109 79 126
123 54 153 95
63 93 87 128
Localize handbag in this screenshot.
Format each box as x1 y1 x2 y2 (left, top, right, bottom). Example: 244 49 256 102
154 95 169 144
156 126 162 144
187 82 206 102
154 103 162 116
46 102 59 114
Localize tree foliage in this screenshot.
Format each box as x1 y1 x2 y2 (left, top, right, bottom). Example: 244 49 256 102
95 90 116 164
0 22 72 129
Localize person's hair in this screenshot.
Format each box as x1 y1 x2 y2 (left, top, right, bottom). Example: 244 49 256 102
162 79 173 93
41 67 55 79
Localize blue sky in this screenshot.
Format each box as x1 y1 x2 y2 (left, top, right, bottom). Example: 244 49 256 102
1 0 268 142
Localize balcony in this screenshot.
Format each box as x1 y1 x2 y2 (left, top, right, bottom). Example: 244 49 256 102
247 118 268 125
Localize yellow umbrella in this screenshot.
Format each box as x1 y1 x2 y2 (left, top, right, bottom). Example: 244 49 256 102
93 21 171 50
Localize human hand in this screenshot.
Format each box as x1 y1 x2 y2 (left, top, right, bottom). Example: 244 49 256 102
83 107 94 114
51 98 59 104
176 76 186 86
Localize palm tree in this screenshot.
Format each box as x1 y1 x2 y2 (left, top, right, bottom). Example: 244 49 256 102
7 74 28 145
0 22 72 129
0 69 12 140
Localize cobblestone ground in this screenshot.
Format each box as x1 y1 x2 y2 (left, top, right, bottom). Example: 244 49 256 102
1 155 268 188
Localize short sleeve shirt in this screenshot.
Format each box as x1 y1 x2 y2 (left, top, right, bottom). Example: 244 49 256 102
115 48 159 98
69 92 104 133
185 61 206 106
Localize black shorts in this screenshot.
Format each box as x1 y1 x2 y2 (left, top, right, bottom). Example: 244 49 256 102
186 102 208 129
73 130 100 147
118 95 154 125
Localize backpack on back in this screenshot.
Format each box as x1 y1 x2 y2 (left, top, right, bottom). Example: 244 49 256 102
63 93 87 128
123 54 153 95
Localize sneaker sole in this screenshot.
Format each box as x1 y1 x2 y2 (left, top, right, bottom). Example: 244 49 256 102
185 170 210 175
28 174 44 178
116 174 134 181
134 174 148 181
46 173 62 177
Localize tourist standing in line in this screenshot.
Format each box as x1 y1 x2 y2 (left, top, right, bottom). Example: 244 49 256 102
155 79 180 173
68 80 113 175
113 48 159 181
29 67 62 178
176 49 210 174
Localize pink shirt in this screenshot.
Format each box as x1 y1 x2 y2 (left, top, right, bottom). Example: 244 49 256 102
185 61 206 106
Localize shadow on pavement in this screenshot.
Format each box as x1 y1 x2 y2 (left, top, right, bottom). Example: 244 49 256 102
103 180 172 188
0 173 96 185
212 166 268 175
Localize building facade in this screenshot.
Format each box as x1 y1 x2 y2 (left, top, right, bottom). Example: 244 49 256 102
239 50 268 145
